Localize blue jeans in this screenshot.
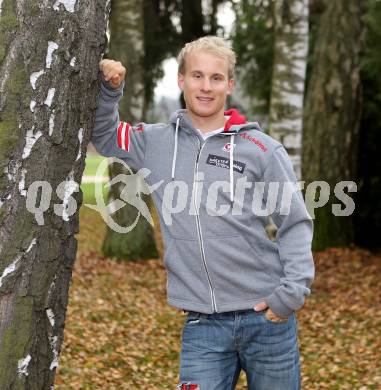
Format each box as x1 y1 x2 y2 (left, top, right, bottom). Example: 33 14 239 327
179 309 300 390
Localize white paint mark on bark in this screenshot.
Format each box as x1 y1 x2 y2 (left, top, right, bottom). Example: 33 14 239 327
4 166 11 180
0 238 37 283
47 275 57 301
0 194 12 209
17 354 32 377
46 308 55 327
44 88 56 107
30 70 45 90
49 111 55 136
0 254 21 287
22 128 43 159
76 128 83 161
70 57 76 67
19 169 27 196
26 238 37 252
30 100 36 112
53 0 77 13
49 336 59 370
62 170 79 221
46 42 59 69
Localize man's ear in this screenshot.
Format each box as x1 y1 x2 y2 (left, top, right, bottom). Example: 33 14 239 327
227 78 235 95
178 73 184 91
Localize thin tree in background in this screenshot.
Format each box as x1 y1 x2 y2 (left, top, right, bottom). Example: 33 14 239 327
179 0 205 41
269 0 309 179
354 0 381 249
302 0 363 250
102 0 159 261
0 0 109 386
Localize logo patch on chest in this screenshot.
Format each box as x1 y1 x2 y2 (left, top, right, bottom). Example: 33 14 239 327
206 154 246 174
222 142 236 152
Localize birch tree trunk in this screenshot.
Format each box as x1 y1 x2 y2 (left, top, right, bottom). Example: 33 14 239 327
102 0 159 260
0 0 109 387
302 0 363 250
269 0 309 179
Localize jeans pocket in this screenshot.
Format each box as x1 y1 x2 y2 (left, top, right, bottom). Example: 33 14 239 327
186 312 201 324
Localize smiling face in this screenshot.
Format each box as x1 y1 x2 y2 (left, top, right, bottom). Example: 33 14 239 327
178 50 234 127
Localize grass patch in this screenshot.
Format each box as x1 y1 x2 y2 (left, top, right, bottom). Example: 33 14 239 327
80 182 109 205
83 155 107 177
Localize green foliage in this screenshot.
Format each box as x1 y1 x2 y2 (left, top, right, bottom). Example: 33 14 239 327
231 0 275 115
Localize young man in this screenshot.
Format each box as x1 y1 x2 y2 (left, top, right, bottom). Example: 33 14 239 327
91 36 314 390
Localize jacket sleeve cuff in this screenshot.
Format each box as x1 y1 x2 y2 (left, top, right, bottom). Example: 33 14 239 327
100 77 125 96
265 292 295 318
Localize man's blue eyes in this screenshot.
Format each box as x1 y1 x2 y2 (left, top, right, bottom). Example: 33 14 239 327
193 75 222 81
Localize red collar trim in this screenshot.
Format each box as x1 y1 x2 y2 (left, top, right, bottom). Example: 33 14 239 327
224 109 246 132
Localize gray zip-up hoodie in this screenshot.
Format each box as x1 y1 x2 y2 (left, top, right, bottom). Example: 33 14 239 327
91 78 315 317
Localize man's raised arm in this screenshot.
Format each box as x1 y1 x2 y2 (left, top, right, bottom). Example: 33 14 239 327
91 59 147 171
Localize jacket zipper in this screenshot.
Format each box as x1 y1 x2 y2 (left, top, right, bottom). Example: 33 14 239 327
193 136 217 312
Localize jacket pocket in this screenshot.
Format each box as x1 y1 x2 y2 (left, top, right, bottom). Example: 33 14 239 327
163 238 211 307
203 235 280 303
244 234 283 280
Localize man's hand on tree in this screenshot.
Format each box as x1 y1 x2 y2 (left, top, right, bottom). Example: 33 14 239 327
99 59 126 89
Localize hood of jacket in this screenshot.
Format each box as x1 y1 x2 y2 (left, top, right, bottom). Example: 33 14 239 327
169 108 263 136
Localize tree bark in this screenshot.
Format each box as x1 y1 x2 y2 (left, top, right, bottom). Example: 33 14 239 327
0 0 109 387
302 0 363 250
101 0 159 261
269 0 309 179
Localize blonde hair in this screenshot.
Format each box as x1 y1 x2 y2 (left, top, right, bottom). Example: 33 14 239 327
177 36 236 79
